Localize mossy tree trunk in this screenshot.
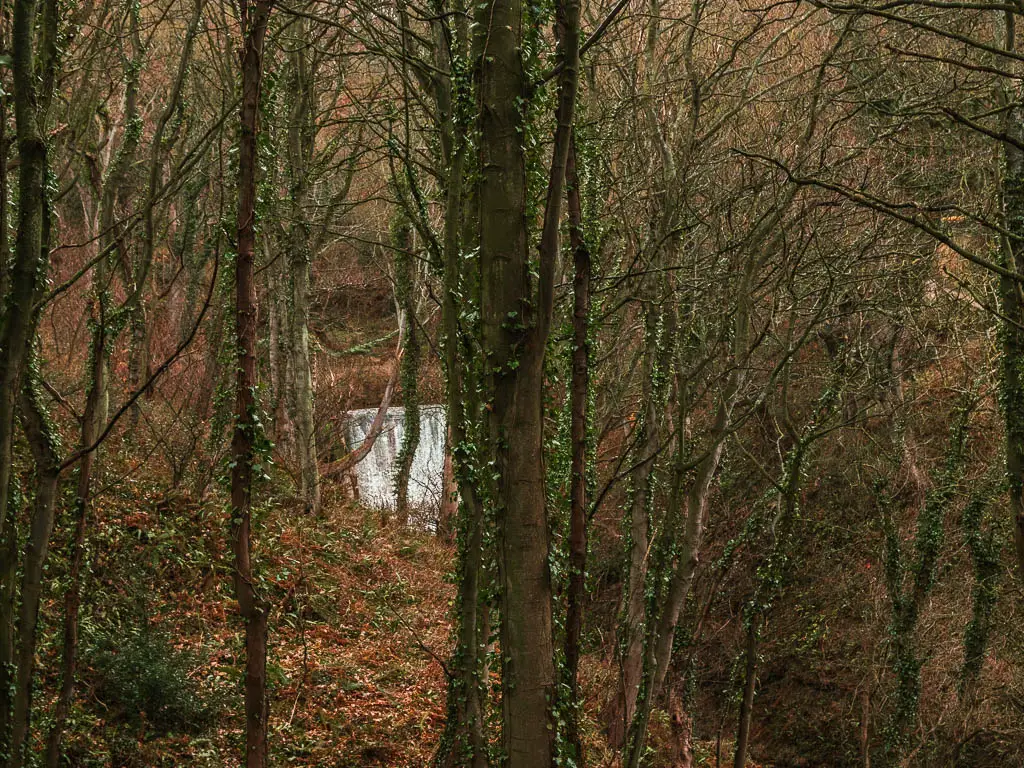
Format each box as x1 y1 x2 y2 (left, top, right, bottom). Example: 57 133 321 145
474 0 579 755
998 14 1024 584
232 2 274 765
611 299 673 750
624 268 751 768
9 357 60 768
878 399 972 762
0 0 59 758
434 3 490 761
43 311 105 768
392 212 419 524
284 21 321 516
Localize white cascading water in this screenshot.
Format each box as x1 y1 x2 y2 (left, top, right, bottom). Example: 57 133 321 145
344 405 446 525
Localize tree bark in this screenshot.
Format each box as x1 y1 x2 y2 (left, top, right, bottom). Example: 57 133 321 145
284 25 320 515
232 3 274 766
9 365 60 768
44 318 106 768
0 0 57 542
733 621 758 768
434 8 490 755
475 0 549 752
438 428 457 540
860 689 871 768
564 135 591 766
610 308 667 750
475 0 579 755
393 215 419 523
0 509 14 762
668 686 695 768
1 0 58 756
998 13 1024 584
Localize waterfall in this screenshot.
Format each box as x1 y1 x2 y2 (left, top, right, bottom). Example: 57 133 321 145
344 405 447 524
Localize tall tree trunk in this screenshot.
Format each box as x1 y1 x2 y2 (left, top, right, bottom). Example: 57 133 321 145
733 621 759 768
434 15 490 756
44 319 105 768
0 89 8 305
0 0 57 542
610 307 669 749
475 0 579 754
474 0 545 754
284 23 320 515
393 214 419 523
475 0 580 754
998 14 1024 583
8 362 60 768
232 4 273 767
0 0 57 755
625 283 751 768
0 505 14 761
564 135 591 765
288 242 319 515
0 84 10 751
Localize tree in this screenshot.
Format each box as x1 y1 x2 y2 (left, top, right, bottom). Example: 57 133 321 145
0 0 60 758
232 1 275 765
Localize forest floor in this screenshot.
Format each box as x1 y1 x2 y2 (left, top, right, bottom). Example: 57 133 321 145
38 474 752 767
39 479 450 767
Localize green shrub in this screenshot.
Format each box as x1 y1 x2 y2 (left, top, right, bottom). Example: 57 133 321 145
90 626 219 735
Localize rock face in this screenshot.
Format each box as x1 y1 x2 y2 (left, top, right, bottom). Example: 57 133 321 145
344 405 446 522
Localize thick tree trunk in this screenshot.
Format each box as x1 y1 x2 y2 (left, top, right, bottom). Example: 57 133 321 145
475 0 579 752
475 0 549 754
1 0 57 757
0 0 56 542
232 3 274 766
488 347 555 767
668 687 695 768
